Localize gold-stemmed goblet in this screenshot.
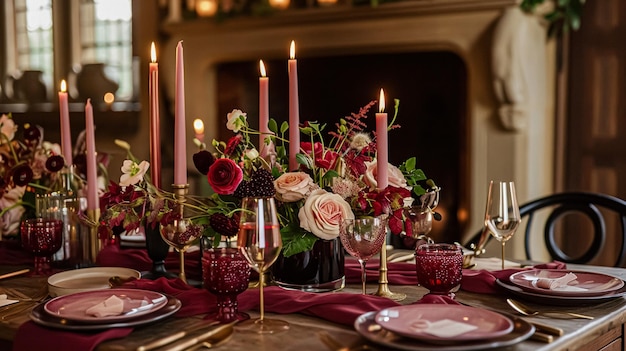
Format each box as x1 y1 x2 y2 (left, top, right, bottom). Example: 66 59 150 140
236 197 289 334
160 218 203 284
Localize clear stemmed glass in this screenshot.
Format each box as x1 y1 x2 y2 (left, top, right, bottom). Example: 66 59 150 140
236 197 289 334
160 218 203 284
20 218 64 276
484 180 522 269
339 215 389 295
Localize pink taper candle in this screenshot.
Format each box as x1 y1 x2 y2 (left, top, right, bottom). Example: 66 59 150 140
85 99 99 211
376 88 389 190
288 40 300 171
149 42 161 189
174 40 187 185
58 80 72 166
259 59 270 155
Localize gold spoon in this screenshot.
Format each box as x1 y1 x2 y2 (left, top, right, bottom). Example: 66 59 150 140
183 326 234 350
506 299 594 320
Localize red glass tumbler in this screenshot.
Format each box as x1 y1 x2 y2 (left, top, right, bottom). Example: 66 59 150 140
415 243 463 297
202 247 251 323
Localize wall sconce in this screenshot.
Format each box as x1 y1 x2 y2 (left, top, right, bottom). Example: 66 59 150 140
269 0 290 10
196 0 218 16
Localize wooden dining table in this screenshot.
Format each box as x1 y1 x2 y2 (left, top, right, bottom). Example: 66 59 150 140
0 261 625 351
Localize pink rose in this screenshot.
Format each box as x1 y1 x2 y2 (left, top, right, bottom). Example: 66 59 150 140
298 189 355 240
0 187 25 237
0 114 17 143
207 158 243 195
362 160 407 189
274 172 317 202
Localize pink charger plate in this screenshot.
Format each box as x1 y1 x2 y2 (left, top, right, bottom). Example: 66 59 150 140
509 269 625 297
374 304 514 344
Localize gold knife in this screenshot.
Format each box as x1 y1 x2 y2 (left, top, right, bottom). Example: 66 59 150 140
530 321 564 336
531 331 554 343
135 320 219 351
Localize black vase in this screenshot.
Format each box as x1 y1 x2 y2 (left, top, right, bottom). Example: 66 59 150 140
271 236 345 292
142 222 177 279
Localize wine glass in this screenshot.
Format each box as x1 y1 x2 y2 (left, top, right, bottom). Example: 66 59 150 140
484 180 521 269
339 215 388 295
415 243 463 297
236 197 289 334
160 218 203 284
202 247 251 323
20 218 64 276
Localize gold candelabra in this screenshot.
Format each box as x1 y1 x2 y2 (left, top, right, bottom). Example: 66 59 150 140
172 183 189 283
86 208 101 265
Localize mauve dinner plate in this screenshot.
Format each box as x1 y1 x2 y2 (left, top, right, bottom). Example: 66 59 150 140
375 305 514 343
30 294 181 330
509 269 625 297
497 278 626 306
355 311 534 351
44 289 168 323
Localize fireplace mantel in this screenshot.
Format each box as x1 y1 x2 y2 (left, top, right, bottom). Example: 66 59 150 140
159 0 556 257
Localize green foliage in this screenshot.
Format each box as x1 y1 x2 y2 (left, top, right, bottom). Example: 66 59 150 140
520 0 586 36
280 222 318 257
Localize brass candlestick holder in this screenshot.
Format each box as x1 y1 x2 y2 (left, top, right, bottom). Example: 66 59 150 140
374 240 406 301
86 208 101 265
171 183 189 283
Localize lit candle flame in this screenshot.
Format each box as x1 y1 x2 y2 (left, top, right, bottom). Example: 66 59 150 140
290 40 296 60
259 60 267 77
60 80 67 93
151 42 157 63
379 88 385 113
193 119 204 135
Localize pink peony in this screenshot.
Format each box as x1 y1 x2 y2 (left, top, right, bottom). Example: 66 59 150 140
207 158 243 195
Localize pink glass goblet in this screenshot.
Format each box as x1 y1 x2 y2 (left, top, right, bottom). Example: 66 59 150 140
202 247 251 323
20 218 63 276
415 243 463 297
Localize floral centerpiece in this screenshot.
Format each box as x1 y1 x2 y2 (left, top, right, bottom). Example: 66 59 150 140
0 113 67 239
190 100 436 291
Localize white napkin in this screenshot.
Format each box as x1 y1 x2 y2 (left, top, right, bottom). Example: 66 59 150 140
535 272 586 291
0 294 19 308
85 295 125 317
409 318 478 338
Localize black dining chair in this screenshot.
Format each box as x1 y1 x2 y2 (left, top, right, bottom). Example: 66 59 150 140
464 192 626 267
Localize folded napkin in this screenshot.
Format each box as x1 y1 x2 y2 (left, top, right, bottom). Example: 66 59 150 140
0 294 19 308
535 271 579 290
461 261 567 294
85 295 125 317
0 241 32 266
124 277 402 326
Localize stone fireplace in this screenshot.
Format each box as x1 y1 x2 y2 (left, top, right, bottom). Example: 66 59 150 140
159 0 557 255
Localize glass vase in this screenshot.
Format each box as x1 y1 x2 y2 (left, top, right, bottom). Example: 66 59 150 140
271 236 345 293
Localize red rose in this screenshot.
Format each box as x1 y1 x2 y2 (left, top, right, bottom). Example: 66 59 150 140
207 158 243 195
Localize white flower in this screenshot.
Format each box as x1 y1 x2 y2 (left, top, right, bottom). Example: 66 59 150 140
349 132 372 151
0 114 17 144
226 109 247 132
119 160 150 187
298 189 355 240
245 148 259 160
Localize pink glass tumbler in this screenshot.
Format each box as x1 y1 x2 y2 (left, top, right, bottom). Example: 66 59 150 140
20 218 63 276
202 247 251 323
415 243 463 297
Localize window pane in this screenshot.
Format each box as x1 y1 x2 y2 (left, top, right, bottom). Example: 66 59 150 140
14 0 53 92
80 0 133 100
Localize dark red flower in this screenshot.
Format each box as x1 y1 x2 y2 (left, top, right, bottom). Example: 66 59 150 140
224 134 243 156
45 155 65 172
207 158 243 195
12 164 33 186
193 150 215 175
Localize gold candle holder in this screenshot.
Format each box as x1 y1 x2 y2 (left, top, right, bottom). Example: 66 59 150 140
171 183 189 283
86 209 101 265
374 242 406 301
